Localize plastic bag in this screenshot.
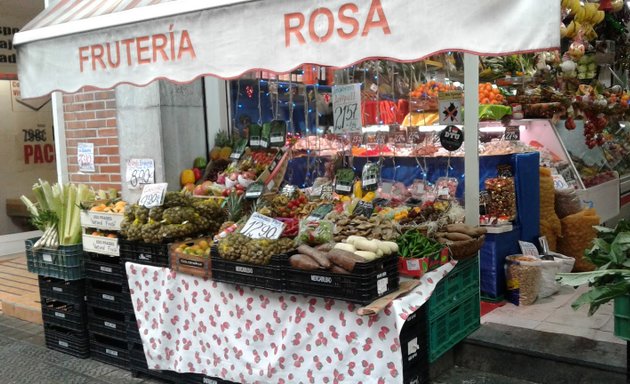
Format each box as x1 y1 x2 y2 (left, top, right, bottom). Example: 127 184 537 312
554 188 582 219
539 168 562 251
537 253 575 299
506 255 542 305
295 219 333 246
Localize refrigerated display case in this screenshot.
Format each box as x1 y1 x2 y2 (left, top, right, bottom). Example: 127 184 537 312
490 119 622 222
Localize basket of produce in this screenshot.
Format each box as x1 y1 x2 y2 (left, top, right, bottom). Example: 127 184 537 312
169 238 212 278
396 230 449 278
435 224 487 261
212 233 295 291
284 238 400 304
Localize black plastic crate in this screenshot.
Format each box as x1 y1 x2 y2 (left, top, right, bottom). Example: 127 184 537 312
85 252 125 283
86 279 133 312
210 251 287 292
90 333 130 370
38 276 85 304
41 298 87 332
43 324 90 359
284 263 400 304
120 240 169 267
400 306 429 384
87 305 127 340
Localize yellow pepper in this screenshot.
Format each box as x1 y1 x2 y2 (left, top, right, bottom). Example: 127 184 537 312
353 181 363 198
362 192 376 202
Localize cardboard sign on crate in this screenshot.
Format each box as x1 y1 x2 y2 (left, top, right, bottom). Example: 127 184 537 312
80 211 124 231
82 234 120 256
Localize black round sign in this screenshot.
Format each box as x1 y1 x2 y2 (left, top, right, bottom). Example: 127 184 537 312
439 125 464 151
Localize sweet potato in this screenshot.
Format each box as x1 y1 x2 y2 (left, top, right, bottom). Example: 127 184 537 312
327 248 365 272
297 245 332 269
289 254 321 270
446 223 479 237
444 232 473 241
330 265 351 274
315 243 335 252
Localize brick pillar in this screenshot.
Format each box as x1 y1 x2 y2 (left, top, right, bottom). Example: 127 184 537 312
62 88 121 191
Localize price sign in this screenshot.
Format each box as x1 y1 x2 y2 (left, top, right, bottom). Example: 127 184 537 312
126 159 155 189
350 133 364 147
390 131 407 144
353 201 374 217
332 83 362 133
321 185 334 201
552 174 570 190
138 183 167 208
245 182 265 199
407 126 422 144
240 213 285 239
503 126 520 141
77 143 95 172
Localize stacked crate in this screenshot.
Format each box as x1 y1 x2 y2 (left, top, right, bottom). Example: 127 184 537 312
81 210 132 369
426 256 481 362
25 237 89 359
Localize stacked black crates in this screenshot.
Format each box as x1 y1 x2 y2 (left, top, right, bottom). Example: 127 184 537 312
85 251 133 369
38 275 90 358
26 236 89 358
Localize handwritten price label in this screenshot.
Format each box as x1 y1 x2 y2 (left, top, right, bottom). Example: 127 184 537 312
138 183 167 208
126 159 155 189
350 133 364 147
503 126 520 141
77 143 95 172
240 213 285 240
332 83 362 133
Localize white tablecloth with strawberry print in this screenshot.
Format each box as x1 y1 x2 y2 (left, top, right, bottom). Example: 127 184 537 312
125 260 456 384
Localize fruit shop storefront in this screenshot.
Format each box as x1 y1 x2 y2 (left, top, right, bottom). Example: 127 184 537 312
14 1 558 383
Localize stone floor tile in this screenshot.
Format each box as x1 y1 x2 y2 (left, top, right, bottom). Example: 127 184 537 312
534 322 597 339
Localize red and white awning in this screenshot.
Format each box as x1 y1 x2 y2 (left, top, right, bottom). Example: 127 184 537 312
14 0 560 98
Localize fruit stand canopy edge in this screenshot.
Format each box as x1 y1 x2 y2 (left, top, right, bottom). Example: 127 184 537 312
14 0 560 99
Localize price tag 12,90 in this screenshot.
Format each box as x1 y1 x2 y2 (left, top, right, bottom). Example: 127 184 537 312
138 183 168 208
240 213 285 240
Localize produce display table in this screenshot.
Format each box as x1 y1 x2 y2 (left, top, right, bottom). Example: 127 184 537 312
125 261 456 383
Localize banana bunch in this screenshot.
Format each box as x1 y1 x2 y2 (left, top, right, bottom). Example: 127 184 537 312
561 0 605 41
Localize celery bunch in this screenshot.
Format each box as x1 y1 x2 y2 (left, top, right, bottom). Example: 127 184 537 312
21 179 93 248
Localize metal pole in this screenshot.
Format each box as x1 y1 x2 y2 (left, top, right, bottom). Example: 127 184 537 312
626 341 629 384
463 53 480 226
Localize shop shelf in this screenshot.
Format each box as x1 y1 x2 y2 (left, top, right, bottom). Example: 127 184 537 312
284 260 400 305
86 279 133 313
428 291 480 363
38 276 85 305
119 240 169 267
85 252 125 283
87 305 127 340
89 333 130 370
613 294 630 341
43 324 90 359
428 256 479 321
41 298 87 332
25 238 85 280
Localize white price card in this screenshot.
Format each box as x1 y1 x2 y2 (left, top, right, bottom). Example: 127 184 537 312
332 83 362 133
240 213 285 240
552 174 569 190
126 158 155 189
138 183 167 208
77 142 95 172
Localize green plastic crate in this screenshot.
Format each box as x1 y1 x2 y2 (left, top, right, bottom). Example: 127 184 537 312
613 294 630 341
428 256 479 320
428 291 480 363
25 238 85 280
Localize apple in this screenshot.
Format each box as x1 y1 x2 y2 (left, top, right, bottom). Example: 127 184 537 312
229 172 239 181
222 188 231 197
217 173 226 184
200 181 214 194
193 184 206 196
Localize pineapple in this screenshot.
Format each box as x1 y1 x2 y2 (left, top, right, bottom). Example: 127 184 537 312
219 192 244 232
215 130 232 148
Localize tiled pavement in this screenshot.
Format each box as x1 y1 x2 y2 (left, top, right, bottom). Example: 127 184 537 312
0 314 164 384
